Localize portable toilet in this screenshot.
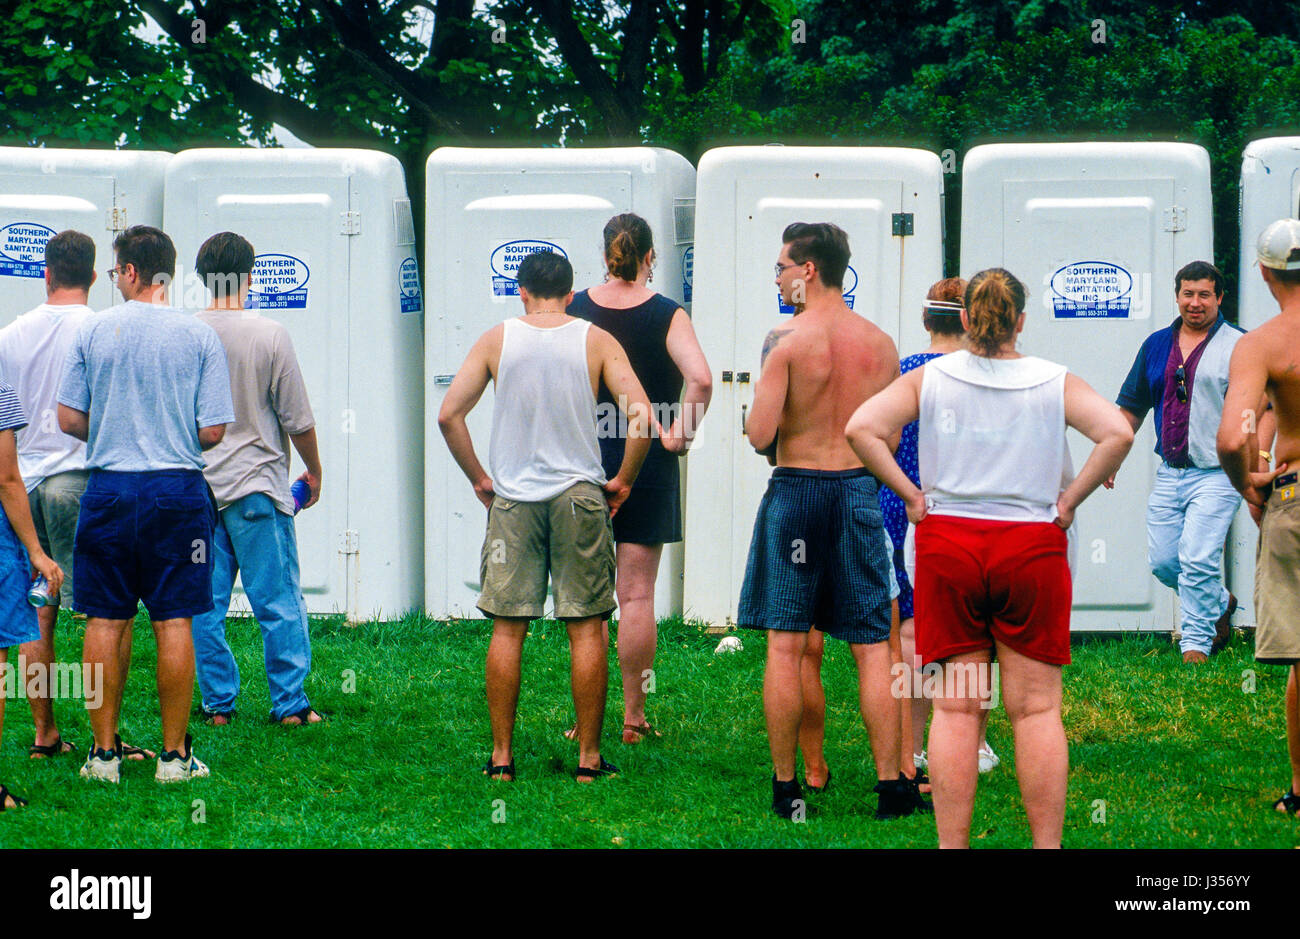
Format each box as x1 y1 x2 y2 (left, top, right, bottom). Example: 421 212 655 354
425 146 697 620
960 142 1214 631
1230 136 1300 625
164 148 424 622
0 147 170 322
682 146 944 629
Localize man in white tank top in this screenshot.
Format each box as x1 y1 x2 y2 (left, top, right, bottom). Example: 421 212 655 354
438 251 653 783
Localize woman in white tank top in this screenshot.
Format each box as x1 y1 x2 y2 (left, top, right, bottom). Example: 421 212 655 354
846 268 1134 848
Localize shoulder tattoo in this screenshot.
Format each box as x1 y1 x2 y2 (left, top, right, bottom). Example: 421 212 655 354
761 328 793 367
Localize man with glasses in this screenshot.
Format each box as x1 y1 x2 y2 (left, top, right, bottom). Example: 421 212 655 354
1111 261 1245 664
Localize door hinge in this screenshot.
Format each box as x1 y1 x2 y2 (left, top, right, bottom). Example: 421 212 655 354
338 530 359 555
106 207 127 231
1163 206 1187 232
340 211 361 235
892 213 914 236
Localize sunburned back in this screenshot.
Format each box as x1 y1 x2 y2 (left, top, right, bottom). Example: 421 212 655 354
779 309 898 470
1260 313 1300 466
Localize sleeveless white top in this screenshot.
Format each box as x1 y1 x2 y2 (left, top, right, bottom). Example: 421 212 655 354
489 318 606 501
918 350 1074 523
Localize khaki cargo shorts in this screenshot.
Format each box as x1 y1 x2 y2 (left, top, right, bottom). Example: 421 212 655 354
1255 475 1300 665
476 480 616 621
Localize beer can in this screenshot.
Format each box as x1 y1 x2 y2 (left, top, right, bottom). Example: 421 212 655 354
28 574 53 608
291 479 310 514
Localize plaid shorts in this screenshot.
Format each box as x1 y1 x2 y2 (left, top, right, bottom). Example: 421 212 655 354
738 468 892 644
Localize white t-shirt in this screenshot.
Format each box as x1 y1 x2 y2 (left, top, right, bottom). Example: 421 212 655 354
0 302 93 491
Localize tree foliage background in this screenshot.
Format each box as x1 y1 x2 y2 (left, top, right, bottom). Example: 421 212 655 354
2 0 1299 313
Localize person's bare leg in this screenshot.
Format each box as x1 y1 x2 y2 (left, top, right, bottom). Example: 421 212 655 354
615 542 663 738
567 616 608 775
901 616 932 762
486 618 527 776
765 630 807 781
929 649 991 848
564 618 608 742
153 618 196 754
796 628 828 787
996 640 1066 848
0 648 18 808
83 617 130 751
886 601 917 778
1287 665 1300 797
849 638 901 783
21 605 62 751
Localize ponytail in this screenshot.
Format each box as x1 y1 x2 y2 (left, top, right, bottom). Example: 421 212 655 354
963 268 1026 357
602 213 654 282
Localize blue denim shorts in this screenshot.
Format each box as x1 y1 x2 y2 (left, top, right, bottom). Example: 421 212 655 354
737 467 892 644
0 506 37 647
73 469 217 621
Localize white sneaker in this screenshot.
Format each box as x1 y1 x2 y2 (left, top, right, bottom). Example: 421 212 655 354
913 751 927 771
155 734 210 783
978 742 1000 773
80 740 122 784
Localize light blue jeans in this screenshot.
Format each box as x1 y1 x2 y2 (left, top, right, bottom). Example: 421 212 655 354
1147 464 1240 654
191 493 312 720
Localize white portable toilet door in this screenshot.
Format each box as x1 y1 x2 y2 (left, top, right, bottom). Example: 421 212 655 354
998 177 1177 620
433 172 631 618
726 177 905 613
0 175 115 321
186 177 352 610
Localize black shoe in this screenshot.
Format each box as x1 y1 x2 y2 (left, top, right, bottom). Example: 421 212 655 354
901 771 933 813
772 775 804 819
874 775 920 820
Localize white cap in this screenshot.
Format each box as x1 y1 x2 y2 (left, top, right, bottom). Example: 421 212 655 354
1257 218 1300 271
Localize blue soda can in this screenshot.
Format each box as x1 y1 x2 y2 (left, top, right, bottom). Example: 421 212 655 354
291 479 310 514
28 574 53 608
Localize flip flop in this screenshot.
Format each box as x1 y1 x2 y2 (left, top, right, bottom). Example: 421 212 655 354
1274 789 1300 817
120 741 156 761
0 783 27 811
29 736 75 758
483 758 516 781
575 757 619 782
274 707 329 725
622 723 661 744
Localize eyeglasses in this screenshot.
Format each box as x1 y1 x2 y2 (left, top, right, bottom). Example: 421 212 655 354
774 261 800 278
106 267 120 283
1175 365 1188 403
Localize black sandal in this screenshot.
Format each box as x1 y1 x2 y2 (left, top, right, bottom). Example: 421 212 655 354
28 736 75 758
274 707 329 725
1274 789 1300 816
575 757 619 781
201 709 236 726
0 783 28 811
483 758 516 780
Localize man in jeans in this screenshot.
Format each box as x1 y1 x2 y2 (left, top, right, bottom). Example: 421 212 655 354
1111 261 1245 664
58 224 234 783
189 232 325 727
438 251 652 782
0 231 102 759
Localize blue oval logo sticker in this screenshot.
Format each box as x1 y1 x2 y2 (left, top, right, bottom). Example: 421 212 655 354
0 222 56 263
1050 261 1133 318
842 263 858 297
248 253 310 296
490 240 567 279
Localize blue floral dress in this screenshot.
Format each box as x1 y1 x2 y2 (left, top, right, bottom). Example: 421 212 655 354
878 352 944 619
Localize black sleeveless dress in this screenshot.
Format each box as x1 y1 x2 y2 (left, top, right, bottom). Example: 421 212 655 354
568 289 685 544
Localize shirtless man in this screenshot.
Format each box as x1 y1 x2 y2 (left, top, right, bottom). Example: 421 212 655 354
739 222 916 819
1217 218 1300 818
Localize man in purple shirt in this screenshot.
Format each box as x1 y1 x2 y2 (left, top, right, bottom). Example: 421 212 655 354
1111 261 1245 663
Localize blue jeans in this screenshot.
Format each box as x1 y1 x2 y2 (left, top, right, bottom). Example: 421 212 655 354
191 493 312 720
1147 464 1240 654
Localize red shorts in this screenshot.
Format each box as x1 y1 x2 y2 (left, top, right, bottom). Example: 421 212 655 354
913 513 1072 666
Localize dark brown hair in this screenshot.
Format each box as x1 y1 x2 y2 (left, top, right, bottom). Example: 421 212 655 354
782 221 850 289
195 231 255 301
922 277 967 336
603 213 654 282
112 224 176 287
964 268 1026 357
44 230 95 291
1175 260 1224 298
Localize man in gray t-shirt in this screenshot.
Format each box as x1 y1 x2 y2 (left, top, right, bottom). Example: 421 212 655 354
190 231 326 726
57 225 235 785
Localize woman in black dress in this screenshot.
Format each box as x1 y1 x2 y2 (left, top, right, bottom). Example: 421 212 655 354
568 213 712 742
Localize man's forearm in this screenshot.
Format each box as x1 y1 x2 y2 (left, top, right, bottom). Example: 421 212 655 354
288 426 323 477
615 431 650 486
441 418 489 486
1220 441 1254 494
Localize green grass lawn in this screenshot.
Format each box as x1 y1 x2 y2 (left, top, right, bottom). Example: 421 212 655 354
0 611 1296 848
